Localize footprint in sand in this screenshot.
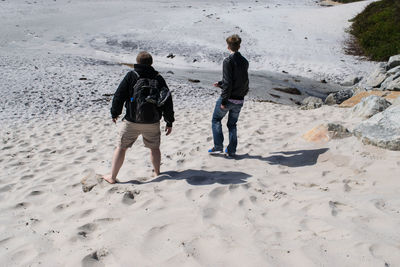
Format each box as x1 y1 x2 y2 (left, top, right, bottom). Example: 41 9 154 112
77 223 97 239
20 174 34 180
328 201 352 216
203 207 217 219
28 190 43 196
81 249 109 267
208 186 227 199
0 183 15 193
14 202 30 209
122 191 137 205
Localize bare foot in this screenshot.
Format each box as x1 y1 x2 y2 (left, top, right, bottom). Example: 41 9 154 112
102 174 118 184
152 169 160 177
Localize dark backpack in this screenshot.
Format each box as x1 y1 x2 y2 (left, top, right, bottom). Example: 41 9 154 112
128 71 170 123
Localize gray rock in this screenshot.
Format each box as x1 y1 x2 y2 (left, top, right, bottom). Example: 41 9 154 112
300 96 323 110
327 123 352 139
324 89 354 105
387 65 400 75
365 63 389 88
388 55 400 70
392 96 400 106
353 105 400 151
382 76 400 91
352 95 392 119
340 76 362 87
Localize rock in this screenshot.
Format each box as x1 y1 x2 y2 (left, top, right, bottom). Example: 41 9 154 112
351 95 391 119
353 105 400 151
325 89 354 105
339 91 400 108
381 75 400 91
303 123 351 142
321 79 327 84
393 96 400 106
167 53 175 59
387 65 400 75
388 55 400 70
340 76 362 86
188 79 200 83
364 63 389 88
272 87 301 95
300 96 323 110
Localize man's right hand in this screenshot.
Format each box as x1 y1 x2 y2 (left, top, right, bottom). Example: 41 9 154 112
112 116 119 124
213 82 220 88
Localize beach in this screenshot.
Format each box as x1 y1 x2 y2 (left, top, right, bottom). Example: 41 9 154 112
1 0 400 266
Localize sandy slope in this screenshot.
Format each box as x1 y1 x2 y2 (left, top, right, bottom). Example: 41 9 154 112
1 101 400 266
0 0 377 82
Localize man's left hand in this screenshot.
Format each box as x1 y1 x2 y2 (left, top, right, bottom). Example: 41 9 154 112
220 105 227 110
165 127 172 136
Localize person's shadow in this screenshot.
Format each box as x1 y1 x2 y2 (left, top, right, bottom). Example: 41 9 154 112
214 148 329 168
120 169 251 186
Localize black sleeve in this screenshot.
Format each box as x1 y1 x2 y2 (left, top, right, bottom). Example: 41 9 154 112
157 75 175 127
110 72 133 118
220 58 233 105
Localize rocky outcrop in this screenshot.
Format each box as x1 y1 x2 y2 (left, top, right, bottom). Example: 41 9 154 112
359 55 400 91
364 63 389 89
300 96 323 110
325 89 354 105
339 91 400 108
353 105 400 151
303 123 351 142
388 55 400 69
351 95 392 119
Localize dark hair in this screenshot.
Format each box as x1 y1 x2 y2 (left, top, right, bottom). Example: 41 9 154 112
136 51 153 66
226 34 241 52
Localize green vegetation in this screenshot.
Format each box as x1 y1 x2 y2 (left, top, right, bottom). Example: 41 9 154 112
348 0 400 61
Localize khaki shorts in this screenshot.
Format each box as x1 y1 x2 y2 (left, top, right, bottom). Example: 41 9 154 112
117 120 161 149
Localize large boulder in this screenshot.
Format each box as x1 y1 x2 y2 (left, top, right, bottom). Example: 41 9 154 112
300 96 323 110
388 55 400 70
352 95 392 119
364 63 389 89
353 105 400 151
303 123 352 142
325 89 354 105
340 91 400 108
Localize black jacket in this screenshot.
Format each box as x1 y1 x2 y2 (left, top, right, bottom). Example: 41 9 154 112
111 64 175 127
219 52 249 105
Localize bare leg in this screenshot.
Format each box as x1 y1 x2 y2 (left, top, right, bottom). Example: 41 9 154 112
150 148 161 176
103 147 127 184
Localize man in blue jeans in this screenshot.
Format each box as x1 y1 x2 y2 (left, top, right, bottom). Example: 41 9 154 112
209 34 249 157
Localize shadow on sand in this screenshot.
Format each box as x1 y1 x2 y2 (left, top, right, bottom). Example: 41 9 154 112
212 148 329 168
120 169 251 186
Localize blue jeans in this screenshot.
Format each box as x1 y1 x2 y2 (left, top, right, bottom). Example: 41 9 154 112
211 97 243 154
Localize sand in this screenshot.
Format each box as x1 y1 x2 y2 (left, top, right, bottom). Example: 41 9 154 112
1 100 400 266
1 0 400 266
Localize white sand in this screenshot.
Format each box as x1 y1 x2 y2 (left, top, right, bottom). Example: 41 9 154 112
1 0 400 266
1 102 400 266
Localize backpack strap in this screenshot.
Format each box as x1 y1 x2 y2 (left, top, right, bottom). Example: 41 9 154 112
131 70 140 79
129 70 140 102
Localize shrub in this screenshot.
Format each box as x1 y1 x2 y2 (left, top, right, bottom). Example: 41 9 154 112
348 0 400 61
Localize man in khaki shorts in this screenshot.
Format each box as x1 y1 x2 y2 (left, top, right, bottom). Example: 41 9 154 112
103 51 174 184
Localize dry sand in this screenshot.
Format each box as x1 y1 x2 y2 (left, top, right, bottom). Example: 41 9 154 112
1 101 399 266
